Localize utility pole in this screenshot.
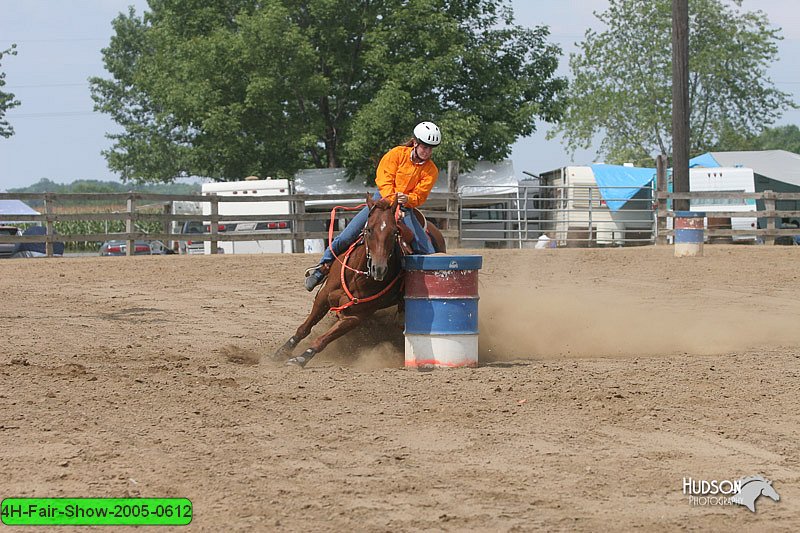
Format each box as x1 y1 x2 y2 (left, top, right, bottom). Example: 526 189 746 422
672 0 690 211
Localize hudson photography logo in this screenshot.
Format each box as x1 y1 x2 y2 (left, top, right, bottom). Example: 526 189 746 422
683 475 780 512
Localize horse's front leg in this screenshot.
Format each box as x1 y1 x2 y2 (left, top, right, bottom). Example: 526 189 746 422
286 313 364 368
270 291 331 361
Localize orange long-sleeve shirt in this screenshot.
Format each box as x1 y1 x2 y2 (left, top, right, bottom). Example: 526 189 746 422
375 146 439 209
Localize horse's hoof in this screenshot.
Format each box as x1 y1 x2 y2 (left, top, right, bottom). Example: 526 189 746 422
286 349 316 369
271 347 291 360
266 349 287 363
286 356 308 368
270 337 298 361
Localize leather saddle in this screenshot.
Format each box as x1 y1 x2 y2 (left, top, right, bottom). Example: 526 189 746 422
397 207 446 254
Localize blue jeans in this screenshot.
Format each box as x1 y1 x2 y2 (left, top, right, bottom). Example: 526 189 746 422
321 192 435 264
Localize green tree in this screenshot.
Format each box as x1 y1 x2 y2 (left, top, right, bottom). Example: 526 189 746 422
1 44 21 138
550 0 795 164
752 124 800 154
8 178 200 194
715 123 800 154
91 0 566 183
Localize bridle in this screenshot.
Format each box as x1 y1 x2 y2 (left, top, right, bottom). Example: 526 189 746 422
326 198 406 276
327 201 407 313
363 203 404 277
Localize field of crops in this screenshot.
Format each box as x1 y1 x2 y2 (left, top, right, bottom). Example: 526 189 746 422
24 203 166 252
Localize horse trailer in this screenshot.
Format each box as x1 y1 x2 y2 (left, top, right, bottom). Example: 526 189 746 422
201 178 295 254
538 165 655 246
688 167 758 241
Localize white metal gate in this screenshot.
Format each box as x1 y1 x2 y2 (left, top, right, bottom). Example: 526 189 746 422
458 183 656 248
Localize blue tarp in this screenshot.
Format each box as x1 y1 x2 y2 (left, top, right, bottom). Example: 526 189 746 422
689 153 720 168
590 164 656 211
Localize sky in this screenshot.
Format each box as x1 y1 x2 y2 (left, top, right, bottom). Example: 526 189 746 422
1 0 799 191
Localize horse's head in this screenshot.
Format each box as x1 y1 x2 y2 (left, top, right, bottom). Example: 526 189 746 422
734 476 781 512
761 480 780 502
364 193 399 281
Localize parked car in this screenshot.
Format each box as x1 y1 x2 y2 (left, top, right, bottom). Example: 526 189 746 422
14 225 65 257
99 239 175 256
776 221 800 246
177 221 228 255
0 225 21 258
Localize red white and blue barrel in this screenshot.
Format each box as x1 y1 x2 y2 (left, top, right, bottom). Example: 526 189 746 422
403 255 482 369
674 210 705 257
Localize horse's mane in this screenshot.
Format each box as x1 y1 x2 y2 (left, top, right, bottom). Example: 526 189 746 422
739 475 768 486
372 197 393 210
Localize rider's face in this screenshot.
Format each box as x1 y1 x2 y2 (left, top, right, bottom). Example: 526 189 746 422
414 141 433 162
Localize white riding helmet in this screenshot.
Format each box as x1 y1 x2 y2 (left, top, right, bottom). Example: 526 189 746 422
413 121 441 146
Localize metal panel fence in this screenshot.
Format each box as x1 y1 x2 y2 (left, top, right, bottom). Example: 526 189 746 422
459 184 656 248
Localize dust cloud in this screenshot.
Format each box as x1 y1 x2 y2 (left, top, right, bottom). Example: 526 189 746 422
478 284 800 361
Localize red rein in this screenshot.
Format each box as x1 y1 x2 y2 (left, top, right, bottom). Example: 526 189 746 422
326 200 404 313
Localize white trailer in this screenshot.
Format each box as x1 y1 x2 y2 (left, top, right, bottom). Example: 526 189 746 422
689 167 757 241
201 179 293 254
544 166 654 245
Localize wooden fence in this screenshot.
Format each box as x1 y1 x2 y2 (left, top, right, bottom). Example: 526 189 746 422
0 191 460 257
655 190 800 245
4 188 799 256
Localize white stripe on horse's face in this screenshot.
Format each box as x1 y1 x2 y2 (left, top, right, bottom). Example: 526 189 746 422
380 221 387 231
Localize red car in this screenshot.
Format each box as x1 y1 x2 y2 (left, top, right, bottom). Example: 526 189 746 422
99 240 175 256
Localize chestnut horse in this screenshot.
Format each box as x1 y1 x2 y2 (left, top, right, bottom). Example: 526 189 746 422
272 193 445 368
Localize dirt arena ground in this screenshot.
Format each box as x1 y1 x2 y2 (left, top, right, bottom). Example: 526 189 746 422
1 245 799 531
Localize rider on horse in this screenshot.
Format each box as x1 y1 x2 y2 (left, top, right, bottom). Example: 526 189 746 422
304 121 442 291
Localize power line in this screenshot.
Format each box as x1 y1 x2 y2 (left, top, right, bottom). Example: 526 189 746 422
0 38 108 43
7 79 800 89
6 82 89 89
8 111 101 118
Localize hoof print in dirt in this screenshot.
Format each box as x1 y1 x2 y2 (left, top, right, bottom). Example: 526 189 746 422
219 345 260 365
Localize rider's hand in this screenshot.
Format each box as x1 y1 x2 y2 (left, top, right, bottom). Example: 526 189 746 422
396 193 408 205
